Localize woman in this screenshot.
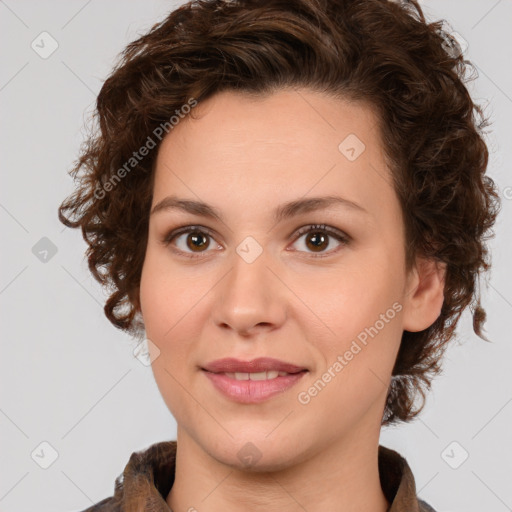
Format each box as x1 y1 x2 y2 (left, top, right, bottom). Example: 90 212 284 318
59 0 500 510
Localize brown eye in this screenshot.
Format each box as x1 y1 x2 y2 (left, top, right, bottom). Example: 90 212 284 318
163 226 219 259
304 231 329 252
185 231 210 252
291 224 349 257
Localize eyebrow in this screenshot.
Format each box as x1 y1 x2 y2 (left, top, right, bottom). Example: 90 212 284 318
150 195 368 223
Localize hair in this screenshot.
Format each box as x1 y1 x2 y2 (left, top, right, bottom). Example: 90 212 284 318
58 0 501 425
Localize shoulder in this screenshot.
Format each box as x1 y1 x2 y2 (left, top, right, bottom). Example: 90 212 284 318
378 445 438 512
73 495 118 512
71 440 176 512
419 498 437 512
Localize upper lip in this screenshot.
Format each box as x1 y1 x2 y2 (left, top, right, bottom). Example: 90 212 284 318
202 357 307 374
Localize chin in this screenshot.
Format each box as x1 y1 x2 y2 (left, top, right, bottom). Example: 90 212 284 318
200 432 310 473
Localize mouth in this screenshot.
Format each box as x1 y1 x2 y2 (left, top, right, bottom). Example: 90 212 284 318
205 370 306 381
200 358 308 404
201 356 308 375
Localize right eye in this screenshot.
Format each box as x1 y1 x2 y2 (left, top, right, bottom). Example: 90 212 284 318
163 225 222 259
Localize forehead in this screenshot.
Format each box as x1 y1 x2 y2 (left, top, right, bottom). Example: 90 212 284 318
152 88 397 223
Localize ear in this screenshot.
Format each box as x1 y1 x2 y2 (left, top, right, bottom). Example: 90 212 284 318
402 256 446 332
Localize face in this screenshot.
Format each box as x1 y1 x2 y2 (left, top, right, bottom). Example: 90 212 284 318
139 88 438 470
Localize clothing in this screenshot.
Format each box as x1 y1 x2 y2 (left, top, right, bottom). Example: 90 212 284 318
77 440 436 512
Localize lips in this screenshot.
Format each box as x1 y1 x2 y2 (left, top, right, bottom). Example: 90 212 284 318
223 370 291 381
203 366 308 404
201 357 307 375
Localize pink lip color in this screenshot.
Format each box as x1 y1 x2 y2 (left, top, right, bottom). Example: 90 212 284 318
202 357 306 374
203 370 307 404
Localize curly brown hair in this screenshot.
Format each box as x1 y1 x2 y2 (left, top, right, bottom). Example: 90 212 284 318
58 0 501 425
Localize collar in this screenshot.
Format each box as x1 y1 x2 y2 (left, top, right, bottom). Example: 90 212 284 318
84 441 435 512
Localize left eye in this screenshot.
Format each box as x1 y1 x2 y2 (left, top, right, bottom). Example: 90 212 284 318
289 224 349 257
162 224 349 259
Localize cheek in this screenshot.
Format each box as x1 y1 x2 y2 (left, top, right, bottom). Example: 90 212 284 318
292 255 405 393
296 283 403 424
139 250 196 334
139 256 201 418
293 259 402 334
139 252 210 369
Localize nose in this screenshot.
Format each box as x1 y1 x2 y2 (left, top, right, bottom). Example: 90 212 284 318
212 245 287 337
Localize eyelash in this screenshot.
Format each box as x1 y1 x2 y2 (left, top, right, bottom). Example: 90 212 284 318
162 223 350 260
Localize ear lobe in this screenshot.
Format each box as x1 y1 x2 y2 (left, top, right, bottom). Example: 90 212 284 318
402 257 446 333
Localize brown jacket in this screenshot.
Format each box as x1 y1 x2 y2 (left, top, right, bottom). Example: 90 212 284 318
78 441 437 512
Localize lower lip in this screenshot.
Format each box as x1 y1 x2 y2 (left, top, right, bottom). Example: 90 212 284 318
202 370 307 404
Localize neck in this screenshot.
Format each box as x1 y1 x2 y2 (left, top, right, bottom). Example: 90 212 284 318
166 426 389 512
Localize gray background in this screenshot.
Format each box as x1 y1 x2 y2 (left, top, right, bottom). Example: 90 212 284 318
0 1 511 511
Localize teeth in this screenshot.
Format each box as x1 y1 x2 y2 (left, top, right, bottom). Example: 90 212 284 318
223 371 289 381
249 371 269 381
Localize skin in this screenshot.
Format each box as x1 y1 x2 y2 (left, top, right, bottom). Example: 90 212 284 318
138 88 446 512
